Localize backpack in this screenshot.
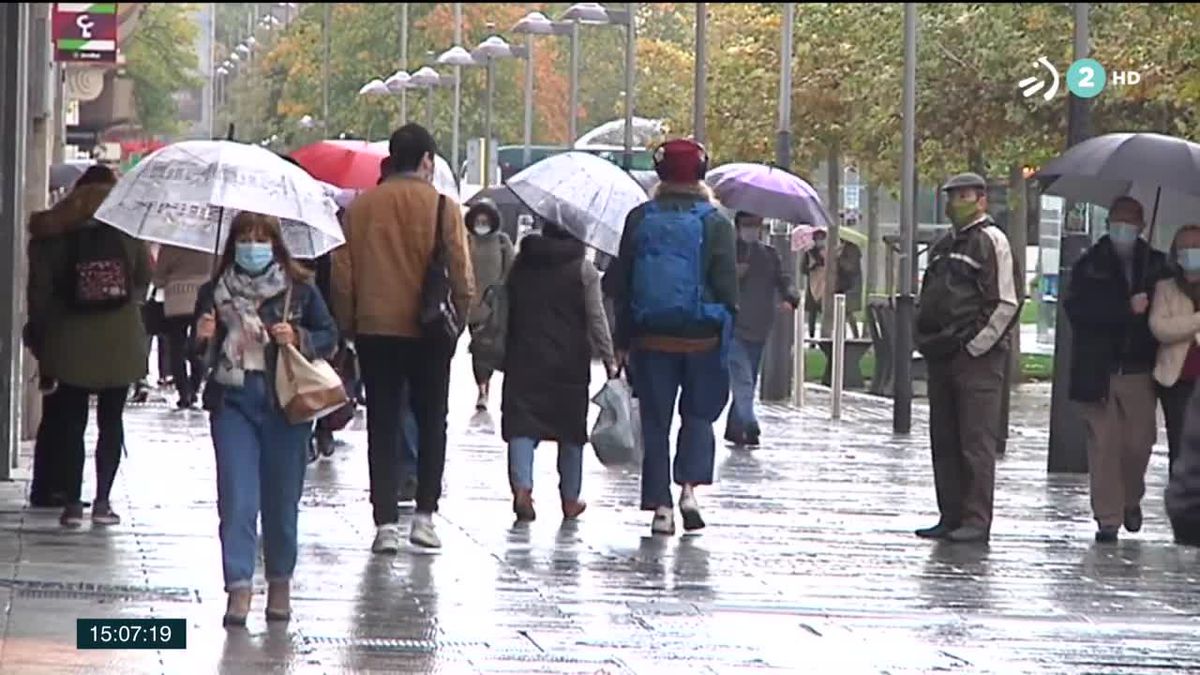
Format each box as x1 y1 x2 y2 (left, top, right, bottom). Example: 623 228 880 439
468 282 509 373
62 221 133 312
629 201 721 332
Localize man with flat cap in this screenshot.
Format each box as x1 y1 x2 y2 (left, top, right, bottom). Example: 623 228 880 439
914 172 1023 544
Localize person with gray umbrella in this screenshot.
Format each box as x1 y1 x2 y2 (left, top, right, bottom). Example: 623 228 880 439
1065 196 1169 543
914 172 1022 545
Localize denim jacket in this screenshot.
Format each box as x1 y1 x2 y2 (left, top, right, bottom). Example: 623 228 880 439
193 278 339 413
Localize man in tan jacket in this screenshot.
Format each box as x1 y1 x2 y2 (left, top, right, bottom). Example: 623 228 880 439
333 124 474 551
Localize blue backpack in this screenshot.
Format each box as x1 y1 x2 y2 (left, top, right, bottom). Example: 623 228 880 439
630 201 728 333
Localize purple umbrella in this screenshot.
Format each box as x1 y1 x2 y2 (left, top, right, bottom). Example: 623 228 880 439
705 162 833 226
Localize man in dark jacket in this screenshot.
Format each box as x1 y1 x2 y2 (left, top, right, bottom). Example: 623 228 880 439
1065 196 1168 543
725 211 800 446
606 138 738 536
914 172 1022 545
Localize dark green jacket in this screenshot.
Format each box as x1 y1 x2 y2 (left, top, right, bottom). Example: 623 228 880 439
26 184 152 390
604 185 739 350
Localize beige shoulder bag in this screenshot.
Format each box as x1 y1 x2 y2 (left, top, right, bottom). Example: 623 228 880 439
274 284 348 424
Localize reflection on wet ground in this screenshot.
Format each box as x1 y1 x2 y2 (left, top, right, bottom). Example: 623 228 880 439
1 366 1197 673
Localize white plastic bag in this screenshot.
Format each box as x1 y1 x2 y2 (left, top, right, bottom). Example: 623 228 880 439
590 377 644 467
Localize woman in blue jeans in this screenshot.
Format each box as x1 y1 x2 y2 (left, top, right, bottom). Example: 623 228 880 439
501 222 616 522
194 211 338 627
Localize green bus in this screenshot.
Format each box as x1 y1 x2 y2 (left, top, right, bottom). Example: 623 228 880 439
497 144 654 181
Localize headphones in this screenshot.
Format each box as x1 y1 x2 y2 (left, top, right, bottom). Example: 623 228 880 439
654 138 709 180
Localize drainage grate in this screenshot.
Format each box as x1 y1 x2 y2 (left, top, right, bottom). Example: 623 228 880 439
0 579 197 603
301 636 490 652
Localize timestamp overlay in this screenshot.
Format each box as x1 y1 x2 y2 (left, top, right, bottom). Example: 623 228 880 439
77 619 187 650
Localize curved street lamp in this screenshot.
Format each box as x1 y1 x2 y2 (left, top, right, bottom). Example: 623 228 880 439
554 3 634 153
469 35 528 187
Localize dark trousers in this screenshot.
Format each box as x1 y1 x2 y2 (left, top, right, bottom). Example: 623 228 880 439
927 348 1006 531
1160 379 1195 478
164 316 203 402
31 384 128 504
358 334 454 522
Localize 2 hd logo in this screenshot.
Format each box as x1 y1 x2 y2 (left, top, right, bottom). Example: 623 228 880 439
1019 58 1140 101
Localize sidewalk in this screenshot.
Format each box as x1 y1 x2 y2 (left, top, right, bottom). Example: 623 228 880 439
0 356 1197 674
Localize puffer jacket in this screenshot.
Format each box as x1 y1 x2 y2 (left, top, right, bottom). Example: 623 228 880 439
466 200 515 324
916 215 1023 362
25 183 152 390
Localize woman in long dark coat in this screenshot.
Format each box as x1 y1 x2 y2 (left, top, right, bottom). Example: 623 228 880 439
502 222 616 522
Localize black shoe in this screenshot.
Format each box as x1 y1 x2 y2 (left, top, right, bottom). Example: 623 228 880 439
306 440 319 465
129 386 150 404
1095 526 1119 543
176 395 196 410
745 424 761 447
724 428 744 445
317 432 335 458
914 523 956 539
59 502 85 528
1123 506 1143 533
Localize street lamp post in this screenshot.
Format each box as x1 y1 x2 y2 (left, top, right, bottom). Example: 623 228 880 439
694 3 707 145
471 36 528 187
452 3 463 173
513 12 574 167
409 66 444 128
894 3 918 434
558 3 632 150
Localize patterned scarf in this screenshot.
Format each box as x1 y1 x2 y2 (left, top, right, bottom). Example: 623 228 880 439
212 263 289 387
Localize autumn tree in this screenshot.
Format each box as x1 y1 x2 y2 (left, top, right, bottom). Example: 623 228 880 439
123 3 203 136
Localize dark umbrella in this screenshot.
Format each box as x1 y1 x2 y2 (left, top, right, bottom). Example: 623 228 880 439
49 162 92 192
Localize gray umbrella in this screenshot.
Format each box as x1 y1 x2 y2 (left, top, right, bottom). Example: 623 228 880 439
1035 133 1200 248
49 161 92 192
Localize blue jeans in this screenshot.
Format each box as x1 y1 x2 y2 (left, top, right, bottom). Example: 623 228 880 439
211 373 312 591
400 385 419 476
726 337 765 436
631 347 730 510
507 437 583 502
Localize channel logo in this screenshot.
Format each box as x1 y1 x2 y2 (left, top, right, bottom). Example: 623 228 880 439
1018 57 1060 101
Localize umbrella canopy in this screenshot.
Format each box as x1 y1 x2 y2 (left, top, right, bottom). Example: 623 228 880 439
293 140 387 191
50 160 94 192
94 140 343 259
505 151 647 256
706 163 833 227
1035 132 1200 247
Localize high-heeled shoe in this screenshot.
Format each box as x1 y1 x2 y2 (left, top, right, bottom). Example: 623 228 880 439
223 589 252 627
265 581 291 622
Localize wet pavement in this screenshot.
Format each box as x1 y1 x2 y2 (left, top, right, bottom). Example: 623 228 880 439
1 355 1198 674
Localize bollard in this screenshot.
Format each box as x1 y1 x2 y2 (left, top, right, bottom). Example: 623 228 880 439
831 294 847 421
793 290 806 407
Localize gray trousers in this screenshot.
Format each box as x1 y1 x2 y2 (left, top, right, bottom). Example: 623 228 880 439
1081 373 1156 529
927 348 1007 531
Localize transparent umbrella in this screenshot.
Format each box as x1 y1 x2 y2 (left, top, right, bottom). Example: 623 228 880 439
94 140 343 259
506 151 647 255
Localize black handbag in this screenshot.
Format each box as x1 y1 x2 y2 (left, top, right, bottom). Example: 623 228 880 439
419 195 463 342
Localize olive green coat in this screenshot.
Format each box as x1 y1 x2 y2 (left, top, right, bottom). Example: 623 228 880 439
26 184 152 390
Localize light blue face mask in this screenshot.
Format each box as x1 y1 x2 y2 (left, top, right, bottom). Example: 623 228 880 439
1178 248 1200 274
1108 221 1141 245
235 242 275 274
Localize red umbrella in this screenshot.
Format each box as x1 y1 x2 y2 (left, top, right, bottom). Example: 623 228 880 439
291 140 388 190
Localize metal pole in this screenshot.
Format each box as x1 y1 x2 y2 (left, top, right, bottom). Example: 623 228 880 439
692 2 706 145
832 294 846 420
322 3 330 136
484 59 495 186
762 1 795 402
1048 2 1092 474
452 3 462 173
569 20 580 146
524 34 534 167
425 87 434 128
822 140 841 337
893 2 917 434
622 2 636 170
400 4 408 125
794 288 806 406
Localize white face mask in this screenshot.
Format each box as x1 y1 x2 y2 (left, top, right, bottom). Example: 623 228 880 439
473 224 491 236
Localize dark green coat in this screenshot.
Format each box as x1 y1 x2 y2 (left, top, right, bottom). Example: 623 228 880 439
26 184 152 390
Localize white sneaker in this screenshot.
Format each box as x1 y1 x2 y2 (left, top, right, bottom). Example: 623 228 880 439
371 524 402 554
410 514 442 549
679 486 706 532
651 506 676 535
